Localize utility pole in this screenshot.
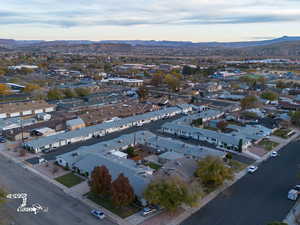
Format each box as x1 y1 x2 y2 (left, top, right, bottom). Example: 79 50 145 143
20 116 24 143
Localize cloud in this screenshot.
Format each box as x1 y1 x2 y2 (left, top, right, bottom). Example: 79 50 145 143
0 0 300 28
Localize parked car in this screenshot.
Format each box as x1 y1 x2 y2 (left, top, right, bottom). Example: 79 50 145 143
91 209 105 219
294 185 300 191
38 158 48 165
248 166 258 173
0 137 7 143
141 207 157 217
271 151 278 157
288 189 298 201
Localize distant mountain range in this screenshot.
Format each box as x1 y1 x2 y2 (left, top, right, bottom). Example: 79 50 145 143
100 36 300 48
1 36 300 49
1 36 300 57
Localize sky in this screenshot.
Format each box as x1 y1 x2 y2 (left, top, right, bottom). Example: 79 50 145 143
1 0 300 42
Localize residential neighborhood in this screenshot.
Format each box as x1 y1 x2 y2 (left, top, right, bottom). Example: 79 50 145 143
1 2 300 224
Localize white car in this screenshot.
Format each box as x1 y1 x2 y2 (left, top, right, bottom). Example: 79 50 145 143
271 151 278 157
91 209 105 219
141 207 157 217
248 166 258 173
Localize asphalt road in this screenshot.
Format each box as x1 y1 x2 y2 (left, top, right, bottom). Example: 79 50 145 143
182 140 300 225
0 156 116 225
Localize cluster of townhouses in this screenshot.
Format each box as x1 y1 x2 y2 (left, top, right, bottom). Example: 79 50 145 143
175 109 224 125
24 105 192 153
56 130 225 198
0 100 55 119
161 109 274 152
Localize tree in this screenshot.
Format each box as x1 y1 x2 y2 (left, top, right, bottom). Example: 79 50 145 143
144 176 202 211
47 88 63 100
192 118 203 127
195 156 234 189
238 139 243 152
74 88 90 97
0 67 7 76
23 83 40 93
104 63 112 73
90 166 112 195
182 65 196 75
290 111 300 127
261 91 278 101
239 76 256 87
240 95 259 109
225 153 233 161
0 187 7 205
164 74 181 92
216 121 228 131
126 146 137 158
241 111 259 120
257 76 267 86
276 80 288 89
136 86 148 102
62 88 77 98
0 84 11 95
111 173 134 207
151 72 164 86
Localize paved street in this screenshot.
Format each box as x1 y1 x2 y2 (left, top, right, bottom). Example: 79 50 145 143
182 140 300 225
0 156 116 225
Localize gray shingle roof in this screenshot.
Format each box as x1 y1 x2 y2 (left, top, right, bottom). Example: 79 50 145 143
25 107 182 150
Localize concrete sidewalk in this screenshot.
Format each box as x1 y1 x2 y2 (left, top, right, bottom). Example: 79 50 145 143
284 200 300 225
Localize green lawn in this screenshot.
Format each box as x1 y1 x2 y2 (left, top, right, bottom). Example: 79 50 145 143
55 173 84 188
86 192 141 218
258 139 279 151
273 129 292 139
228 160 247 173
146 162 162 170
